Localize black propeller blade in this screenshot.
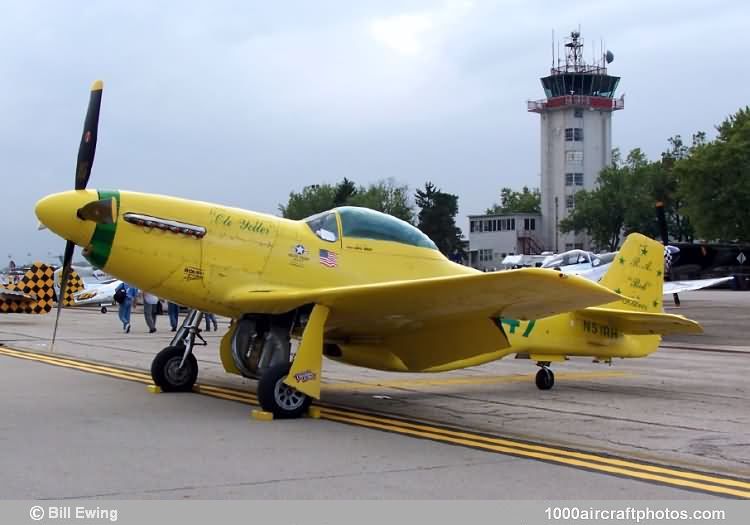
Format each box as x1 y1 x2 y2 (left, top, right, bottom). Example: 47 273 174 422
51 240 75 351
75 80 103 191
51 80 103 351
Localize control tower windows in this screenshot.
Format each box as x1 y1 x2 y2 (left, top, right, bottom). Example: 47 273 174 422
565 173 584 186
565 128 583 141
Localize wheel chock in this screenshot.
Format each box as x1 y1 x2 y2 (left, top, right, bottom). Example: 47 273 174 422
251 409 274 421
307 406 321 419
147 384 162 394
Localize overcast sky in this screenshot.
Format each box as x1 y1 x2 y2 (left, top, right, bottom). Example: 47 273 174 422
2 0 748 263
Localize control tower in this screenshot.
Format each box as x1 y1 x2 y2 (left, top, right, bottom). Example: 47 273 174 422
528 30 624 252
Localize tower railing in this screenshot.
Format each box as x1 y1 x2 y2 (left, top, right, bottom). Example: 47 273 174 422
527 94 625 113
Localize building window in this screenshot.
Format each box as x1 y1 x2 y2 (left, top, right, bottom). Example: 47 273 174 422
566 195 575 209
574 108 583 118
566 151 584 165
574 173 584 186
565 128 583 141
565 243 574 250
524 218 536 230
479 249 494 262
574 243 584 249
470 220 476 233
565 173 574 186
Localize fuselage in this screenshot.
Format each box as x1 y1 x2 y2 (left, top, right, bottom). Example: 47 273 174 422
36 190 474 318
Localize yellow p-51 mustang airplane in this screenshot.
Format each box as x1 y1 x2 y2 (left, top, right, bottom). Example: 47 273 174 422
35 81 702 418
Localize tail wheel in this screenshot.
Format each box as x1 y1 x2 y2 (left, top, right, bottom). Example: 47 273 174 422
535 367 555 390
257 362 311 419
151 346 198 392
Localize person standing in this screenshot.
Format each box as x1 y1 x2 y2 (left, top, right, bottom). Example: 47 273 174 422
204 312 218 332
143 292 159 333
116 282 138 333
167 302 180 332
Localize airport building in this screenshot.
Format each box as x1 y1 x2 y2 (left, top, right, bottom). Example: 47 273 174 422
468 30 624 267
467 213 543 271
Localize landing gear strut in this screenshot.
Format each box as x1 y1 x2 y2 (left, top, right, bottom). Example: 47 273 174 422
535 362 555 390
150 309 207 392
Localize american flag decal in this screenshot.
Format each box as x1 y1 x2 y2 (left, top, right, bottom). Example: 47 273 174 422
319 249 337 268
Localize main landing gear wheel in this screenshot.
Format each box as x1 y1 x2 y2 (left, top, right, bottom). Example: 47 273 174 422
100 306 107 314
535 367 555 390
257 362 312 419
151 346 198 392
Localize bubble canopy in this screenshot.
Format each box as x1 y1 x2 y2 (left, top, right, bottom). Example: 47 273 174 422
304 207 438 250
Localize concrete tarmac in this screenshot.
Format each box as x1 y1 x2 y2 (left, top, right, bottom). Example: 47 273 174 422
0 357 719 499
1 290 748 498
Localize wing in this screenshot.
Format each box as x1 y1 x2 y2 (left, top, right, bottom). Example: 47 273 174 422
227 268 623 337
576 307 703 335
664 277 734 295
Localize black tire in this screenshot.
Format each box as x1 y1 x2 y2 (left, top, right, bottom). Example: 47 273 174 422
100 306 107 314
535 367 555 390
151 346 198 392
257 362 312 419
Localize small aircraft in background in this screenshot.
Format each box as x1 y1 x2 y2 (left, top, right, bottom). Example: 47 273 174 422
35 81 704 418
54 267 122 313
541 247 733 296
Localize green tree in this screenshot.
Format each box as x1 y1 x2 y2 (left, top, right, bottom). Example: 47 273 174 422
486 186 541 214
559 149 658 251
279 183 338 220
653 135 696 242
415 182 465 260
677 107 750 241
333 177 357 207
279 178 414 222
348 179 414 222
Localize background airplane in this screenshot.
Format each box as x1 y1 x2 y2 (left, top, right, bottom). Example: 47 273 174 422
35 81 703 419
540 247 733 295
54 267 121 313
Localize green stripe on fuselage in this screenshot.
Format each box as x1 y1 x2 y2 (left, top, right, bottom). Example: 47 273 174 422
84 190 120 269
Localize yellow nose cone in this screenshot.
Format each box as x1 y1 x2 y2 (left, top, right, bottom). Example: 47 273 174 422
35 190 98 247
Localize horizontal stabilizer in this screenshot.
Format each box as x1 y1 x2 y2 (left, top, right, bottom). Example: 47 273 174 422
664 277 734 295
576 307 703 336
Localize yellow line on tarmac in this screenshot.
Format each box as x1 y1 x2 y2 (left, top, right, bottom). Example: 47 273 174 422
0 347 149 383
318 406 750 493
320 411 750 498
1 346 748 498
323 370 633 391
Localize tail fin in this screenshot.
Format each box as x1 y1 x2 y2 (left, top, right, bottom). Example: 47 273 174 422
600 233 664 312
0 262 56 314
54 268 86 306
